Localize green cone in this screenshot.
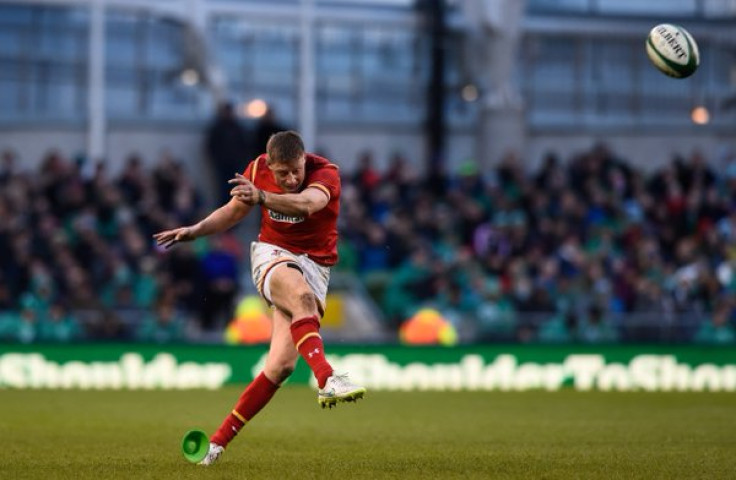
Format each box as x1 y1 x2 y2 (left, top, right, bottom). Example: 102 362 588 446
181 429 209 464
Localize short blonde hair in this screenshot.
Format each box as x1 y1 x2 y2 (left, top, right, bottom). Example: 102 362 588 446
266 131 305 164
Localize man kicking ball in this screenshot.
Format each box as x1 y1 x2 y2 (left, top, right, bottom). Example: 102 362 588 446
154 131 366 466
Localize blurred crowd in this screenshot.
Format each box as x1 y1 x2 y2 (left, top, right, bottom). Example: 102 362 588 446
1 141 736 345
0 149 243 344
338 144 736 344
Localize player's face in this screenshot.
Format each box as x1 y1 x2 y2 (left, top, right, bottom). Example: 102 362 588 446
269 155 306 193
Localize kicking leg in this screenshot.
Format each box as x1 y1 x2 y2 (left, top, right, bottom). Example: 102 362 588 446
268 264 366 408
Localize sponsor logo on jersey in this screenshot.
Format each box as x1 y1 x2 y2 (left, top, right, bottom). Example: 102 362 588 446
268 210 305 224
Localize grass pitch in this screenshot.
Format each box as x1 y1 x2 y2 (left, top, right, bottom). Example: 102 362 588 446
1 387 734 479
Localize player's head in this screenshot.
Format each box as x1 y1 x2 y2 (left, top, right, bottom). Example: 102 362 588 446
266 131 306 192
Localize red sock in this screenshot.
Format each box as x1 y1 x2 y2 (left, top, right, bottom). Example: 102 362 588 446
291 316 333 389
210 372 279 447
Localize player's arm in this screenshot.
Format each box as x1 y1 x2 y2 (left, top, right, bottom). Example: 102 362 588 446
260 187 328 217
153 198 252 248
229 173 329 217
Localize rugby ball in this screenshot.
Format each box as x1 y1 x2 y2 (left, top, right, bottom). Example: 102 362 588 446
646 24 699 79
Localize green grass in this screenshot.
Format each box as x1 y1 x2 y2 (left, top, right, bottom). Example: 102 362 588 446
1 387 734 479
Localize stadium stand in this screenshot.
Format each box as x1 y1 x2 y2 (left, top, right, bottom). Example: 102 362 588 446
0 148 243 342
339 143 736 344
2 144 735 345
1 1 735 346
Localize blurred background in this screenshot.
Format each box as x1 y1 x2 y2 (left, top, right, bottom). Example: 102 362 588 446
2 0 736 348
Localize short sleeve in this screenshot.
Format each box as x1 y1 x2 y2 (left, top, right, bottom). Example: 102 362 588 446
243 155 266 186
307 165 340 200
243 160 254 179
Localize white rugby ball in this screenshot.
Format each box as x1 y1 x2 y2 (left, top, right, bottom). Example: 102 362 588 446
646 24 700 79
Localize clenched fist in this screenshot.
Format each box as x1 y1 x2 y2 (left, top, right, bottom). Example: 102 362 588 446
229 173 265 206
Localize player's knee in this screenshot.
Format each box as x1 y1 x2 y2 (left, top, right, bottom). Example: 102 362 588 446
297 291 317 312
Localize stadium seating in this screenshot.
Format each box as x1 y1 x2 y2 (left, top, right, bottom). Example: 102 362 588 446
1 145 735 344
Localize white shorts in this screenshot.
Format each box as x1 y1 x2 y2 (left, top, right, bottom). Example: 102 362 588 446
250 241 331 312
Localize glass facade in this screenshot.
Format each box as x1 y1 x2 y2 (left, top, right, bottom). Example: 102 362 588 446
521 33 736 129
0 1 734 129
210 18 301 123
528 0 736 18
0 5 88 122
106 10 200 120
209 18 430 127
316 24 428 126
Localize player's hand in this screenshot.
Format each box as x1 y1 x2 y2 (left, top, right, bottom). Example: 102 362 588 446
229 173 262 205
152 226 196 249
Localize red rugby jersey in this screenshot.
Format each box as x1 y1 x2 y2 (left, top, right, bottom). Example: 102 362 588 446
243 153 340 266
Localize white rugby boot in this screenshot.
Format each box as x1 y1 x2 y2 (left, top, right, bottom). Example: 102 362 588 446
318 372 367 409
198 442 224 466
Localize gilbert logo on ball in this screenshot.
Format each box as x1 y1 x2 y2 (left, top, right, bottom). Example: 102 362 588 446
646 24 700 78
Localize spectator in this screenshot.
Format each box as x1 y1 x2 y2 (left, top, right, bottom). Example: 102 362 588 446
578 304 619 343
0 149 211 342
136 300 186 344
199 236 239 331
695 299 735 344
338 143 735 343
537 311 576 343
353 150 381 201
38 303 81 343
3 141 736 345
14 305 37 344
0 149 17 185
205 101 251 204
